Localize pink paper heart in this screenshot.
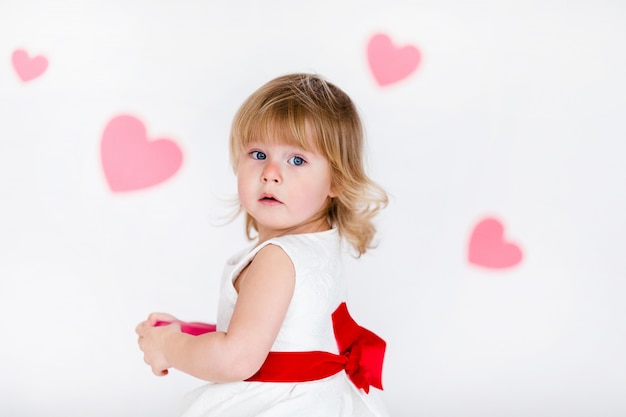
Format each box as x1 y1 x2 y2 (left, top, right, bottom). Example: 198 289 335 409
101 115 183 192
468 217 523 269
367 33 421 86
12 49 48 82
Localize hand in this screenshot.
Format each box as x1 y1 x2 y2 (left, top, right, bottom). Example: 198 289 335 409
136 313 181 376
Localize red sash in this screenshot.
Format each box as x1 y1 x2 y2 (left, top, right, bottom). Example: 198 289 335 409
246 303 386 393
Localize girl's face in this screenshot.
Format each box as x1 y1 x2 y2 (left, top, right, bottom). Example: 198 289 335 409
236 136 335 241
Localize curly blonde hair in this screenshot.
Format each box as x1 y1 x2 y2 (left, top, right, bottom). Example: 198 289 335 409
229 73 388 256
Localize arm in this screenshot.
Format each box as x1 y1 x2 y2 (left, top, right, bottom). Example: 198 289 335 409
136 244 295 382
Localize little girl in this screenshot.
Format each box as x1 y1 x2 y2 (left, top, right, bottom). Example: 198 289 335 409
136 73 389 416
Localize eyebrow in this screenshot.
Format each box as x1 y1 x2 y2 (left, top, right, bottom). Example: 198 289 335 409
248 142 321 157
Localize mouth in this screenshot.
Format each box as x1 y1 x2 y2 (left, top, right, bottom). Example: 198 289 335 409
259 194 282 204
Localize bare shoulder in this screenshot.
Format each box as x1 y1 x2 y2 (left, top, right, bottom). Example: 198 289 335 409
234 243 295 293
253 244 294 273
245 244 295 288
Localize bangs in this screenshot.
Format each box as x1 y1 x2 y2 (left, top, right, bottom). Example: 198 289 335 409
243 110 312 150
230 98 319 169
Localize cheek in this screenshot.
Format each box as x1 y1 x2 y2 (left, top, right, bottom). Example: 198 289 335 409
315 171 334 198
296 177 333 206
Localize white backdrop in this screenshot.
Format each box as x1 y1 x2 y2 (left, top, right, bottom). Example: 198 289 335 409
1 1 625 416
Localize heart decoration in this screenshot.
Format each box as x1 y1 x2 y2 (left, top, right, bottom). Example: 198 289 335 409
468 217 523 269
12 49 49 82
101 115 183 192
367 33 421 86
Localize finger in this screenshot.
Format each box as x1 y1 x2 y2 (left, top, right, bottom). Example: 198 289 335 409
135 321 148 335
148 312 178 325
153 368 169 377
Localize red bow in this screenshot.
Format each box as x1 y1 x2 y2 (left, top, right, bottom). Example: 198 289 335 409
246 302 386 393
332 302 385 392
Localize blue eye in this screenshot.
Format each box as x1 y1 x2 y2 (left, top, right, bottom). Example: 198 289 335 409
251 151 266 160
288 156 306 166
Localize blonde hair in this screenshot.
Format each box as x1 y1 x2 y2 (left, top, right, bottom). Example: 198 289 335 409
229 73 388 256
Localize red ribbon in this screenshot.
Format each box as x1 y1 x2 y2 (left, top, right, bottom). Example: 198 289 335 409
246 302 386 393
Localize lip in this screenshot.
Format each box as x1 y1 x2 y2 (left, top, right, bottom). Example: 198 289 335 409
259 193 283 205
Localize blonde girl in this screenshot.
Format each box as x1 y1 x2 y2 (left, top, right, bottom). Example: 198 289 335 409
137 73 389 417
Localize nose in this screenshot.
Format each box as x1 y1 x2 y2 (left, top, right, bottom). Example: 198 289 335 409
261 161 282 184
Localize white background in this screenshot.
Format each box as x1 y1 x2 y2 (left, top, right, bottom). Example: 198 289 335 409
1 1 625 416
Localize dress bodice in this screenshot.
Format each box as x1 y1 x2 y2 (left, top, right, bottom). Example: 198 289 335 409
217 228 346 353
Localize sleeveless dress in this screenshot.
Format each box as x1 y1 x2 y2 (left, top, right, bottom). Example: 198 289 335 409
178 228 389 417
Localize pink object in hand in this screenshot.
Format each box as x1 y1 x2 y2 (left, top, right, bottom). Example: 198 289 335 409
154 320 217 336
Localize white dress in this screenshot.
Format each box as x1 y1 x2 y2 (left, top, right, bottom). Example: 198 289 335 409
179 228 389 417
